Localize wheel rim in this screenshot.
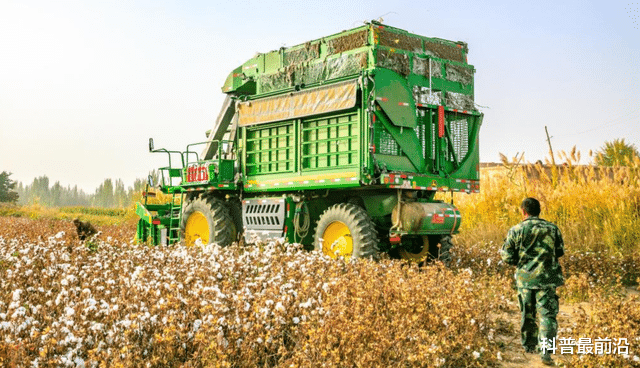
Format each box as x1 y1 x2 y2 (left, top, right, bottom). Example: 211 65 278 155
322 221 353 259
398 236 430 262
184 211 209 246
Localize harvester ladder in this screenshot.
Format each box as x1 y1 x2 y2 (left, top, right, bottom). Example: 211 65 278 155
167 192 184 244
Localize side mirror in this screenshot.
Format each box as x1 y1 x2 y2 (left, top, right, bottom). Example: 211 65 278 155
147 175 154 187
148 138 154 152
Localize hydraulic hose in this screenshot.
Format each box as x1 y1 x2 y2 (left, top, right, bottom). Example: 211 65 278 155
294 201 310 243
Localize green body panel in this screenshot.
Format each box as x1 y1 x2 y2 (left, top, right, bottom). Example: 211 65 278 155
242 110 363 192
138 21 482 246
135 202 153 224
361 193 398 218
374 68 417 128
374 106 425 172
135 200 181 245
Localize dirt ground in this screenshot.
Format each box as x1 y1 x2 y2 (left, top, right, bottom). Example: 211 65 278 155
497 287 639 367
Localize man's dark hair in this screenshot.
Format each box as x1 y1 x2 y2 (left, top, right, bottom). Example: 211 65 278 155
521 197 541 217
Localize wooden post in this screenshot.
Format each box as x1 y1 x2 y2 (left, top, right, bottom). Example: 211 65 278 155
545 126 558 187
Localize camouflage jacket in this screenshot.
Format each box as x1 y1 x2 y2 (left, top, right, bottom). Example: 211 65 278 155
500 216 565 289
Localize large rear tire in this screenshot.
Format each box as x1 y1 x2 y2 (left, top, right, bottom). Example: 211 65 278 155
397 235 431 263
398 234 452 266
314 203 379 260
180 195 236 247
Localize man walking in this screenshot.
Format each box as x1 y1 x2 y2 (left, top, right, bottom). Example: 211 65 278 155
500 198 564 366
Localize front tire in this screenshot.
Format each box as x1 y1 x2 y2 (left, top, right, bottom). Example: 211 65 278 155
180 195 236 247
314 203 379 260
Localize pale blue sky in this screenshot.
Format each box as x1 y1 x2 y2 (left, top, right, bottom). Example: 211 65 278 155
1 0 638 192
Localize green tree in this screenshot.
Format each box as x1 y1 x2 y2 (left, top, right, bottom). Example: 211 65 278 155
31 176 51 205
0 171 19 204
114 179 127 207
50 181 63 207
594 139 640 166
94 178 115 207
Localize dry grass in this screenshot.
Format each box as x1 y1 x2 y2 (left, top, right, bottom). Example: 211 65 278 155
456 149 640 255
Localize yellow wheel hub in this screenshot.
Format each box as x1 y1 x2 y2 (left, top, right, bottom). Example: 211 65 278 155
322 221 353 259
398 236 430 262
184 211 209 246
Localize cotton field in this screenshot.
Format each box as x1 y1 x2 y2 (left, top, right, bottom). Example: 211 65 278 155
1 215 639 368
0 217 508 367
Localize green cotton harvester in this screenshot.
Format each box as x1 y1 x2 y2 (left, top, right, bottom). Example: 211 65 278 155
136 21 483 263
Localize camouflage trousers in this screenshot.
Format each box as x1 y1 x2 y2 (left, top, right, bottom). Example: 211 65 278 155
517 287 559 352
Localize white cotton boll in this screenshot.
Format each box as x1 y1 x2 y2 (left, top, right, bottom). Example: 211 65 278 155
17 321 28 332
275 302 285 312
73 357 85 368
472 351 480 359
11 306 26 319
12 289 22 302
193 319 202 332
55 231 65 239
292 317 300 324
